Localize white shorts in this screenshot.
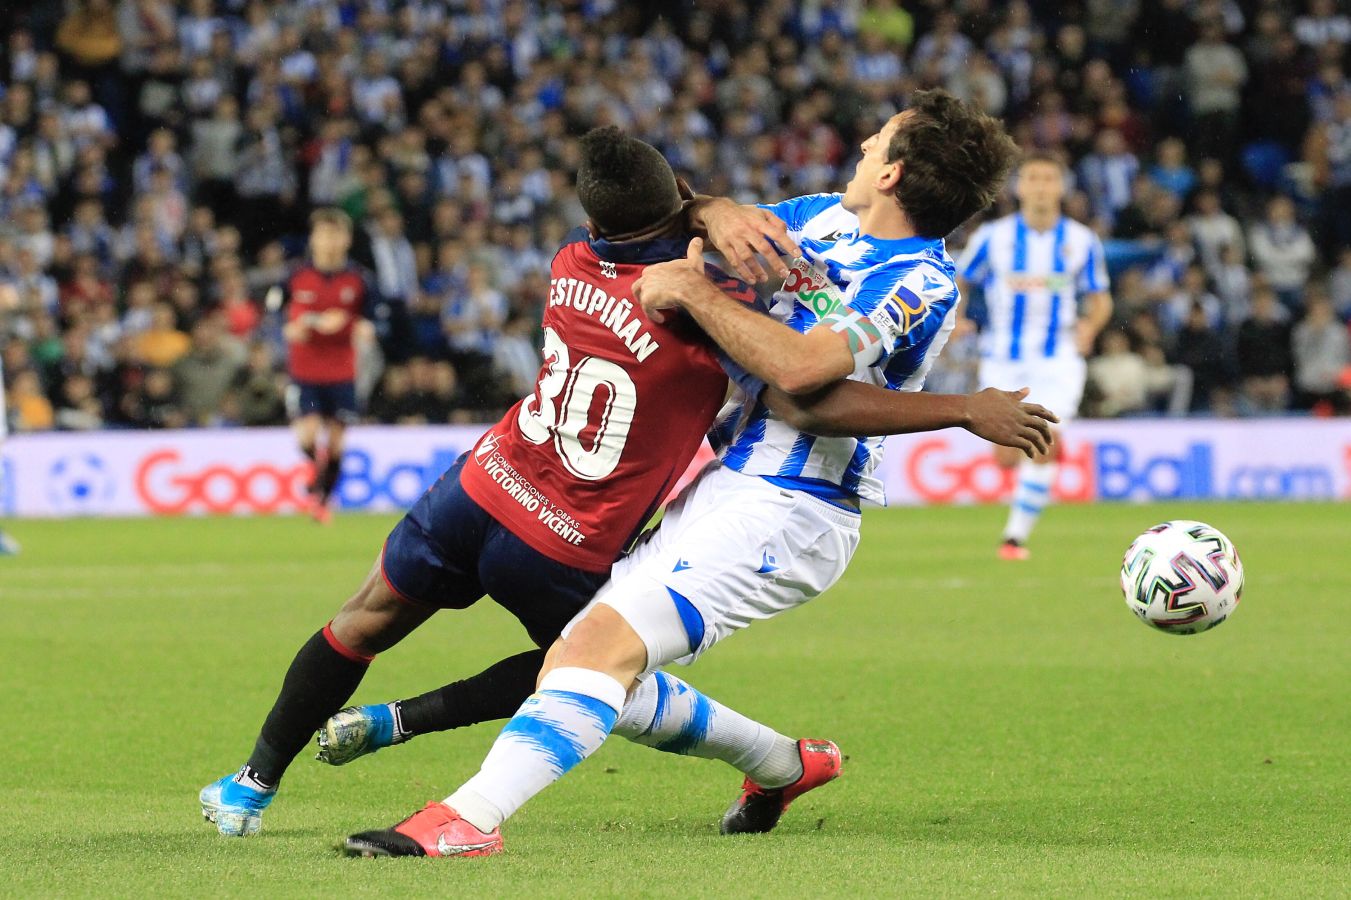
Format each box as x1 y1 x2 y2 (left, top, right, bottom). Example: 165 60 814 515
979 355 1087 423
562 463 861 672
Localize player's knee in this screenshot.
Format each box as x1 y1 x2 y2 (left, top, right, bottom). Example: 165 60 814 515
552 605 646 685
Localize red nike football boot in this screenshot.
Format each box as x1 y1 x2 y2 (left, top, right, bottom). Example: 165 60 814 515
720 738 842 835
344 802 502 858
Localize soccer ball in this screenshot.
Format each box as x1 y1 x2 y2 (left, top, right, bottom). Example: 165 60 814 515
1119 520 1244 635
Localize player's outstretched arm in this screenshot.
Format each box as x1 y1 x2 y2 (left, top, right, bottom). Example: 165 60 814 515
763 383 1059 459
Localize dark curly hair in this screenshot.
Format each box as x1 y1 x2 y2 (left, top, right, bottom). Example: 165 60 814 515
576 126 683 238
885 90 1019 239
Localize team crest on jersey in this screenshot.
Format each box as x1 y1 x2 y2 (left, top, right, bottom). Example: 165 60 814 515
599 260 618 279
340 286 356 303
296 290 317 304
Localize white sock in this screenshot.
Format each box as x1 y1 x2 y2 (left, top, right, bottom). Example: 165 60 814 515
1003 460 1055 544
444 667 625 832
613 672 803 789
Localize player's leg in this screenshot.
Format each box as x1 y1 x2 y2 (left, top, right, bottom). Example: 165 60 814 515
203 457 489 835
314 382 357 510
287 382 324 511
344 469 860 856
200 557 435 835
612 670 841 835
995 356 1083 559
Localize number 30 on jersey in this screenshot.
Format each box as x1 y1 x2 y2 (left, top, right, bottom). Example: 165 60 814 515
517 327 636 481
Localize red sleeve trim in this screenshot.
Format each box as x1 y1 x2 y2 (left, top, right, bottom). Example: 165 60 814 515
322 622 374 664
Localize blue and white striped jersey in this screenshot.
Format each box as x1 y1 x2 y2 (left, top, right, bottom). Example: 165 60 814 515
712 192 960 507
957 213 1109 363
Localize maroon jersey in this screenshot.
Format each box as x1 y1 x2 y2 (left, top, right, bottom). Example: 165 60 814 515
459 231 753 572
284 264 370 383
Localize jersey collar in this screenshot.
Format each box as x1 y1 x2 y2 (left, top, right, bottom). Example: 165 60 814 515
845 231 942 256
589 234 693 266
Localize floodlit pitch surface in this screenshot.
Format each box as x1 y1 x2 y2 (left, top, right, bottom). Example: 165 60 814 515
2 503 1347 897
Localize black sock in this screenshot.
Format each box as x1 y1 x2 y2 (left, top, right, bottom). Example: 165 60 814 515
245 628 371 786
318 457 342 503
397 650 546 737
300 444 319 494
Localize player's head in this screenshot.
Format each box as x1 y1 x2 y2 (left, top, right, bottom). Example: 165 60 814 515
1015 152 1067 215
844 90 1017 239
576 126 683 239
309 208 352 263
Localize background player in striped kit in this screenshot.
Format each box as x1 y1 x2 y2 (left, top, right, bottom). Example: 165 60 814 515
957 154 1113 559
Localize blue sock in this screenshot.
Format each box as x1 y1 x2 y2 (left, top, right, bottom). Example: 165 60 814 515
445 667 626 832
1004 461 1055 543
613 672 801 788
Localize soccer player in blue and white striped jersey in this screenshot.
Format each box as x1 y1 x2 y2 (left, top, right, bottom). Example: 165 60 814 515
338 93 1029 858
957 153 1113 559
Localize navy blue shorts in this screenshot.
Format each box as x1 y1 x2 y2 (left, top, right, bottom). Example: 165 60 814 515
287 380 358 424
380 454 609 646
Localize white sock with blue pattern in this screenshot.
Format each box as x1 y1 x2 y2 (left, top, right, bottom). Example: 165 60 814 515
445 667 626 833
614 672 802 789
1004 460 1055 544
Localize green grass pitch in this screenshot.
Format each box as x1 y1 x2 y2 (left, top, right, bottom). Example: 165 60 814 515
2 503 1348 898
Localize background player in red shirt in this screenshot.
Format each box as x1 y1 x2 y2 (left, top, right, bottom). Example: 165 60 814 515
199 129 1052 838
281 208 373 522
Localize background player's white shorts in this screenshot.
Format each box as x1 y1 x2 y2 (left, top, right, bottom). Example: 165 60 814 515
562 463 861 672
979 355 1087 423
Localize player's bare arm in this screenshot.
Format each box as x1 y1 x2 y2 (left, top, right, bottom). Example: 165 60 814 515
685 196 801 284
764 383 1058 458
1075 290 1112 355
635 238 854 395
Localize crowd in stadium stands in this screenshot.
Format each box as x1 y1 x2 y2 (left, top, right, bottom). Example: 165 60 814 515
3 0 1351 433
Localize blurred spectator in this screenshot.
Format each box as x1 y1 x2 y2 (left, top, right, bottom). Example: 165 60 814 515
54 372 104 430
492 312 543 401
1332 247 1351 320
1087 330 1149 417
174 315 243 425
1171 303 1232 414
229 342 286 427
7 368 55 432
1187 190 1243 278
1078 129 1139 224
1293 295 1351 409
1248 195 1318 312
1149 138 1195 200
132 303 190 368
1185 18 1247 160
1236 287 1295 413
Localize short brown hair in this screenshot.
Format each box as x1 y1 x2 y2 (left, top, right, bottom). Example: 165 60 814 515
1018 150 1067 172
309 207 353 232
885 91 1019 238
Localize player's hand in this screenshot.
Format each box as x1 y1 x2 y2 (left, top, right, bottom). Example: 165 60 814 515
313 308 349 335
695 198 800 284
963 387 1059 459
634 237 711 324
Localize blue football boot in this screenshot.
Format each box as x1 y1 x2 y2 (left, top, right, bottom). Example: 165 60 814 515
199 769 276 836
315 704 402 766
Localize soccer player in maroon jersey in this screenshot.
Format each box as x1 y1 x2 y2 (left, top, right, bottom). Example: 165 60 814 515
200 128 1052 839
281 208 373 523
